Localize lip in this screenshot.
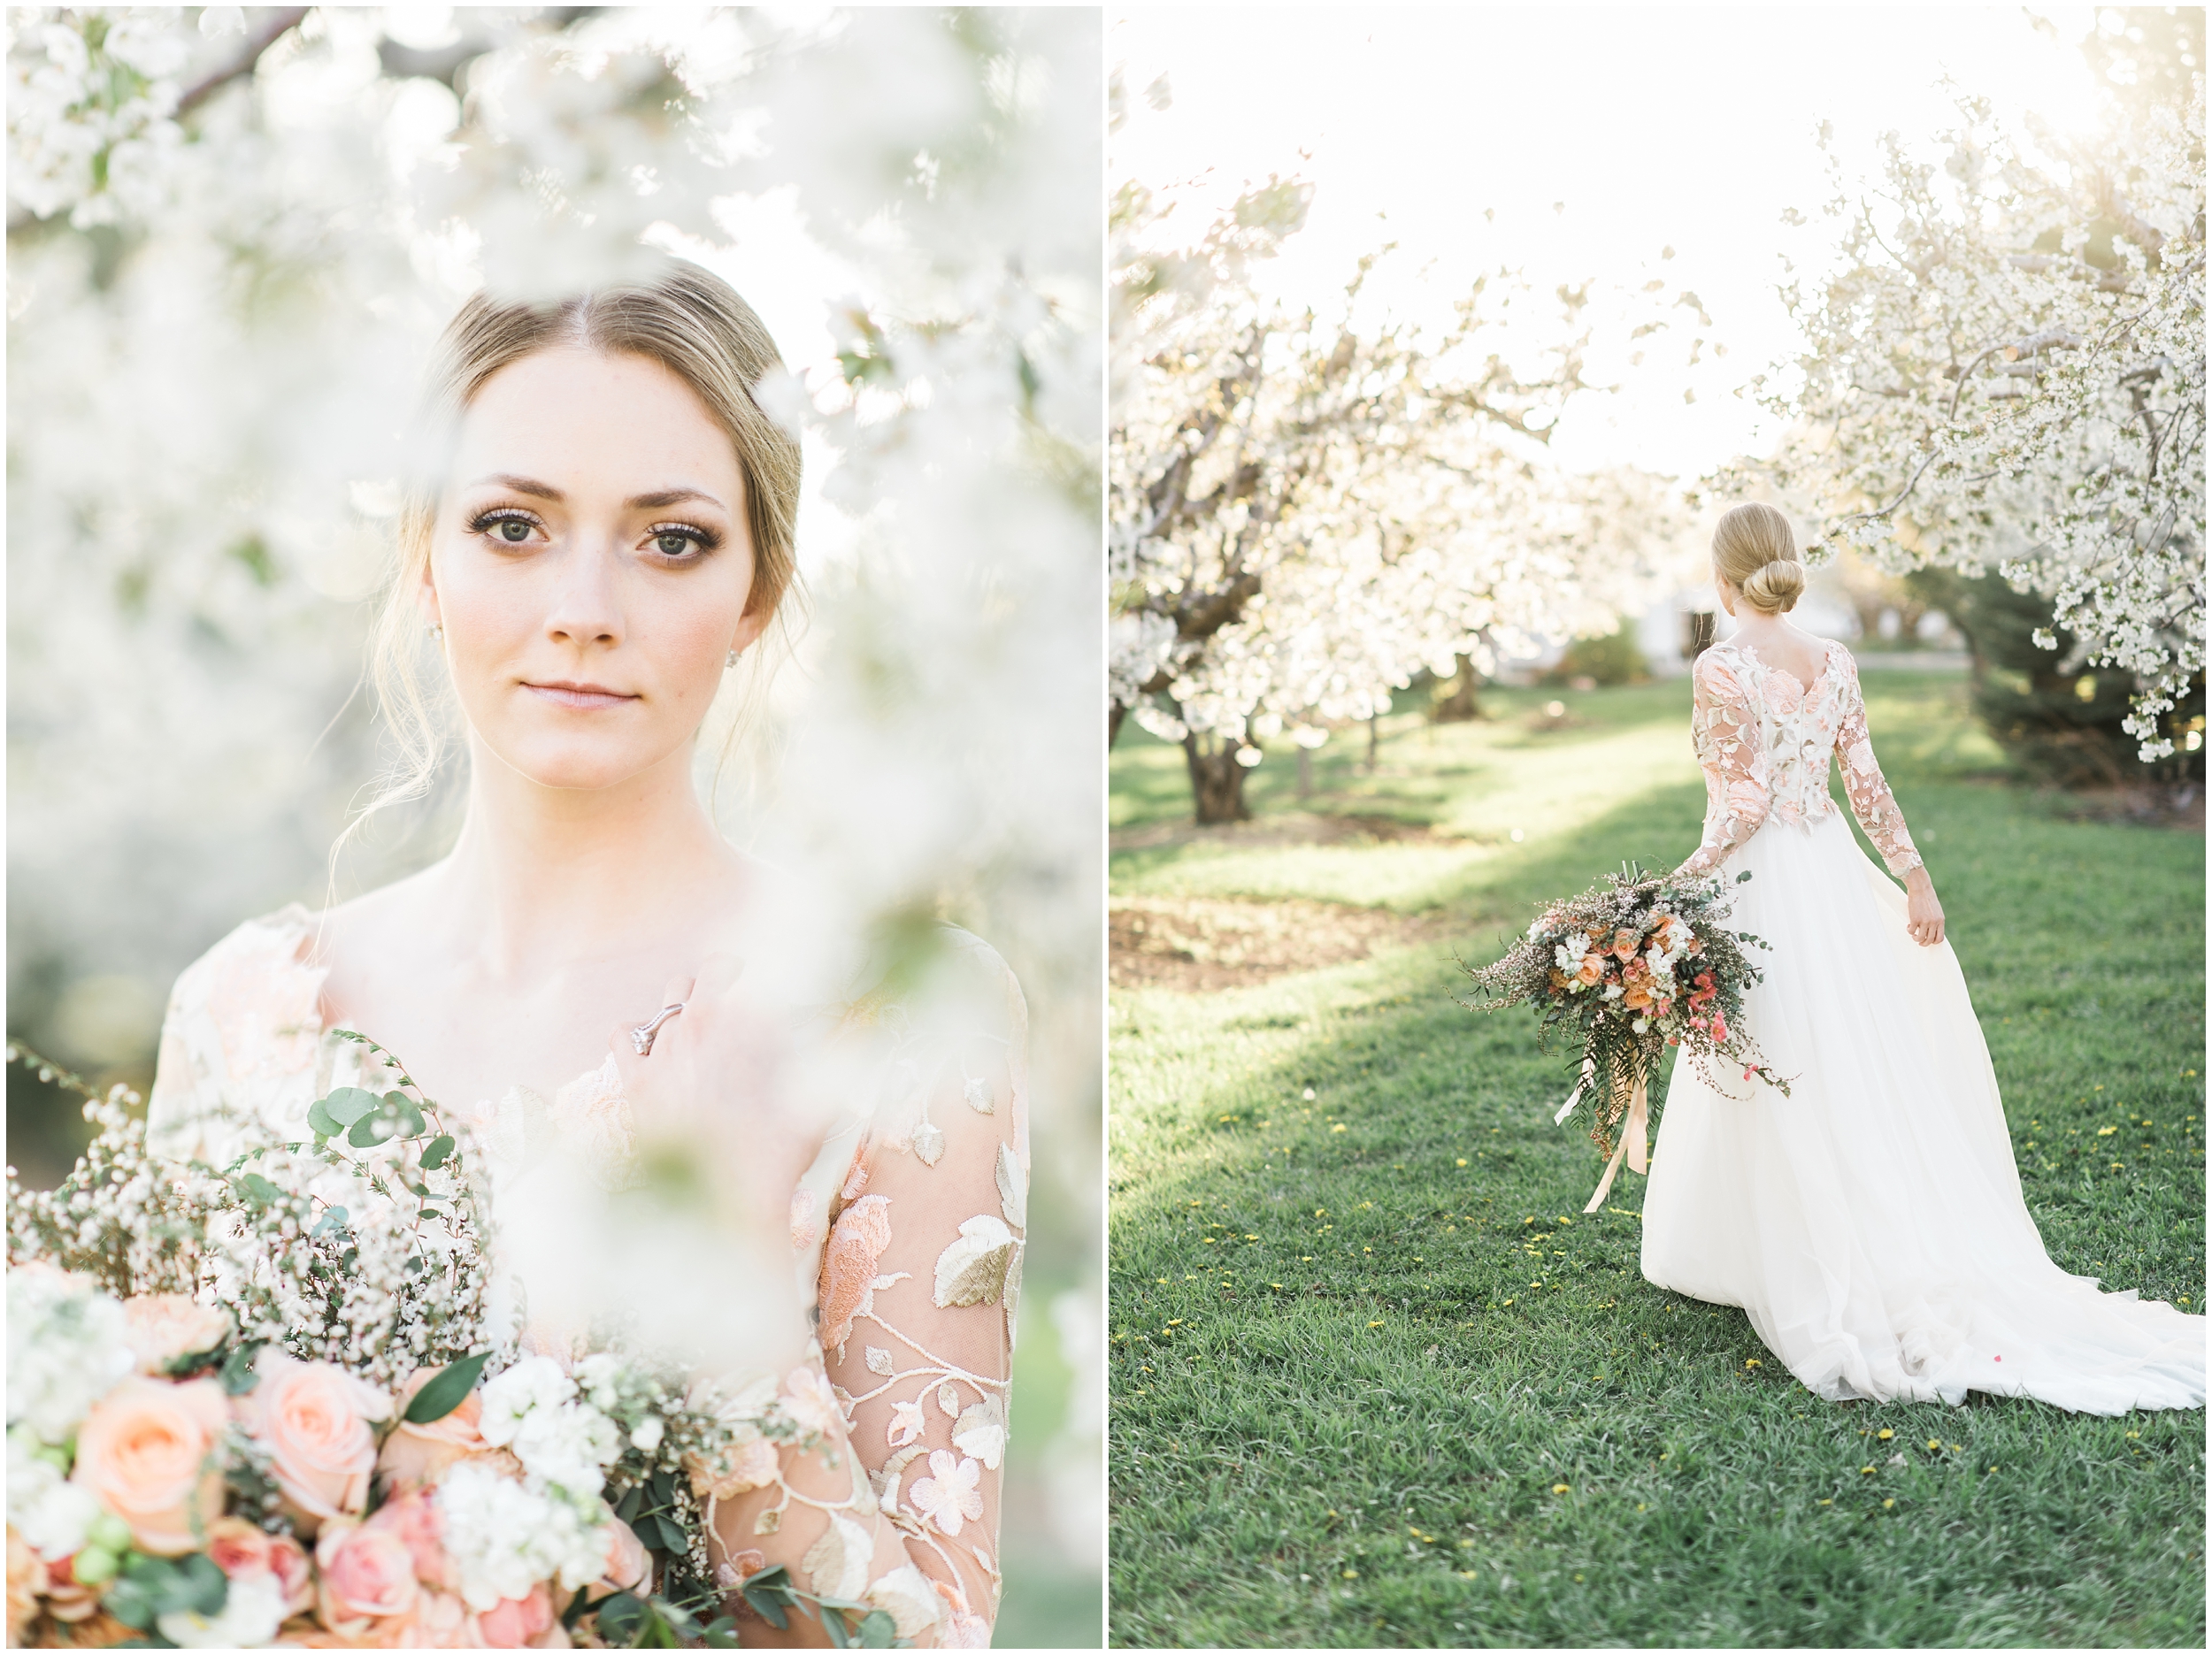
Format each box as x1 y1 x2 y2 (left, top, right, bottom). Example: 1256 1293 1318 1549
523 679 641 710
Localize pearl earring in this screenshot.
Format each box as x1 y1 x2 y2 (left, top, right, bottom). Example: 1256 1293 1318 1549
726 648 741 670
428 622 444 640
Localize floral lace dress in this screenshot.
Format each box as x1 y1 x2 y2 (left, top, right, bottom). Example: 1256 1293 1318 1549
146 908 1027 1645
1642 640 2204 1413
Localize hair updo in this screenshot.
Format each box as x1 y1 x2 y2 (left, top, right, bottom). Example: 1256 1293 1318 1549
1711 502 1806 616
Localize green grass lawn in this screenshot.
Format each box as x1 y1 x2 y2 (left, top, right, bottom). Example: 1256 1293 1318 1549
1108 673 2206 1648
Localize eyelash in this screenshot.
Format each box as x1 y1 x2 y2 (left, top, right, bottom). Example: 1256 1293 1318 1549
465 510 721 560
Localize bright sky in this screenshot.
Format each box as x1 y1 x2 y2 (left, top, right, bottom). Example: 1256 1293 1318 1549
1111 4 2109 480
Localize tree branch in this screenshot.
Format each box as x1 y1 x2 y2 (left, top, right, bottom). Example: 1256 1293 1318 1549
176 8 309 117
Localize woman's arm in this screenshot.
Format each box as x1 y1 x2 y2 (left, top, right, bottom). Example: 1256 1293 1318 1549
611 957 956 1647
1676 651 1770 879
1833 661 1944 946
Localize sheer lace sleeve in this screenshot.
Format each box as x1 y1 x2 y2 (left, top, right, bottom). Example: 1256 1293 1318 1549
705 934 1026 1648
1678 649 1770 878
1832 655 1924 877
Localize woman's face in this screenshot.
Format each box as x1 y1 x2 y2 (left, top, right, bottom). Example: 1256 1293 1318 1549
426 346 766 794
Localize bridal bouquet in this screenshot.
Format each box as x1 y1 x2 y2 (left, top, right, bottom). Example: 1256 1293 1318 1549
1463 864 1788 1211
4 1046 905 1650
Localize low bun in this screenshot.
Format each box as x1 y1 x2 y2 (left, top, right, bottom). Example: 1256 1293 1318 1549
1711 502 1805 614
1740 557 1805 614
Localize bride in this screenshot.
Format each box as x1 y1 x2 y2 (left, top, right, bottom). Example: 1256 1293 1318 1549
145 262 1023 1645
1641 502 2203 1414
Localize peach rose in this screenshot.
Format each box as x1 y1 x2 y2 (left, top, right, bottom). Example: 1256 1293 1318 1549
1623 985 1654 1011
315 1518 419 1634
378 1371 488 1494
598 1517 650 1597
247 1355 391 1532
8 1527 40 1645
119 1295 234 1376
70 1375 227 1557
816 1193 895 1350
365 1488 448 1590
474 1582 554 1647
403 1589 477 1648
1611 929 1639 962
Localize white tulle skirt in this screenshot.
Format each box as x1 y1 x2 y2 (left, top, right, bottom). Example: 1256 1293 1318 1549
1641 808 2205 1413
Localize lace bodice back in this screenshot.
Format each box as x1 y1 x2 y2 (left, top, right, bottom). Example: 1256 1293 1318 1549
1682 639 1923 879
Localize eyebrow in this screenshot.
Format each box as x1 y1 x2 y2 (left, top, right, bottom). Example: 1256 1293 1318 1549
465 475 727 512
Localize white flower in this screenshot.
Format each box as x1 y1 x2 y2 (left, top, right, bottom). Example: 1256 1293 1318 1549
573 1352 622 1411
1601 983 1624 1001
157 1568 287 1649
627 1414 664 1453
436 1460 611 1612
510 1402 623 1498
1632 1017 1650 1034
907 1449 984 1536
6 1268 135 1444
7 1432 101 1558
477 1355 576 1447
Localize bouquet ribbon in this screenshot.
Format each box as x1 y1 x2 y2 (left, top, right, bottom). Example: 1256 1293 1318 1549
1558 1056 1648 1214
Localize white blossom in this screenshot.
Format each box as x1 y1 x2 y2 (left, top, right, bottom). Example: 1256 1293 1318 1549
5 1267 134 1443
435 1459 611 1612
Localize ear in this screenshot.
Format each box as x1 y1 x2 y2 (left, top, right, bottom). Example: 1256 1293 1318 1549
416 563 442 632
730 602 772 658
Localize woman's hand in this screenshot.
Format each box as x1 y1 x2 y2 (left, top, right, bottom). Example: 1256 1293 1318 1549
1903 868 1945 947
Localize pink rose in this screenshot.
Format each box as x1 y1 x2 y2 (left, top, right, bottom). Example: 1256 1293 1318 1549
365 1487 448 1590
378 1371 488 1493
474 1582 554 1646
315 1518 419 1634
246 1355 391 1532
120 1295 234 1375
70 1375 228 1556
208 1517 318 1618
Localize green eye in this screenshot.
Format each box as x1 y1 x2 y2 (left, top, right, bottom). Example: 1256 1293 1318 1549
495 518 531 543
654 532 693 557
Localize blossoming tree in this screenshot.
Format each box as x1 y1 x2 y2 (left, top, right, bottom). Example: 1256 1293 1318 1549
1757 18 2204 760
1111 152 1684 822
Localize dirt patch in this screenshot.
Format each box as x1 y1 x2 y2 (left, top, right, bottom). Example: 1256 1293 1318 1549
1110 896 1468 992
1110 811 1476 855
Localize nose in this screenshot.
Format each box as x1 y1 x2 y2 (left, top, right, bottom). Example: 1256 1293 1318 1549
541 536 625 652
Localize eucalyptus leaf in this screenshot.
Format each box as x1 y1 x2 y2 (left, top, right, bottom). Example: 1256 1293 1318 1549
403 1350 490 1424
419 1134 457 1169
235 1172 282 1207
822 1605 854 1649
305 1098 341 1138
322 1085 381 1126
857 1609 896 1648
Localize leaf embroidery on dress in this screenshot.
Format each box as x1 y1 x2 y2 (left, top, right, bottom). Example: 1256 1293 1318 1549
799 1511 874 1600
912 1119 946 1166
864 1345 895 1376
952 1395 1007 1470
995 1142 1025 1230
933 1215 1019 1307
963 1075 994 1114
887 1398 926 1448
754 1506 781 1536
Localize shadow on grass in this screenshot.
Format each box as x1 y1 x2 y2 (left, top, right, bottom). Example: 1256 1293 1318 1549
1110 767 2205 1647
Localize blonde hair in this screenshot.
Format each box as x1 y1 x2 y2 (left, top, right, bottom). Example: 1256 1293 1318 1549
348 260 804 853
1711 502 1805 615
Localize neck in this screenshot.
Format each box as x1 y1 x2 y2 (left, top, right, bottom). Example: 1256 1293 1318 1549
426 736 735 976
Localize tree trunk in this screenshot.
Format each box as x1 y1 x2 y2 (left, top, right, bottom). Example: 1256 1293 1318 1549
1184 732 1252 824
1109 700 1126 748
1432 655 1484 722
1365 713 1380 772
1296 745 1313 800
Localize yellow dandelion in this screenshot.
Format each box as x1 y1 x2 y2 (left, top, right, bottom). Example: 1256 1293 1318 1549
1925 1439 1941 1452
1342 1569 1358 1580
1883 1498 1895 1510
1745 1359 1762 1369
1332 1123 1348 1133
1817 1498 1832 1506
1456 1158 1468 1167
1876 1429 1893 1440
1368 1319 1384 1328
1551 1483 1570 1494
1860 1466 1876 1475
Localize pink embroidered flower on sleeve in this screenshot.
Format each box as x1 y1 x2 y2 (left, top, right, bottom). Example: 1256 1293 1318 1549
817 1194 895 1352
